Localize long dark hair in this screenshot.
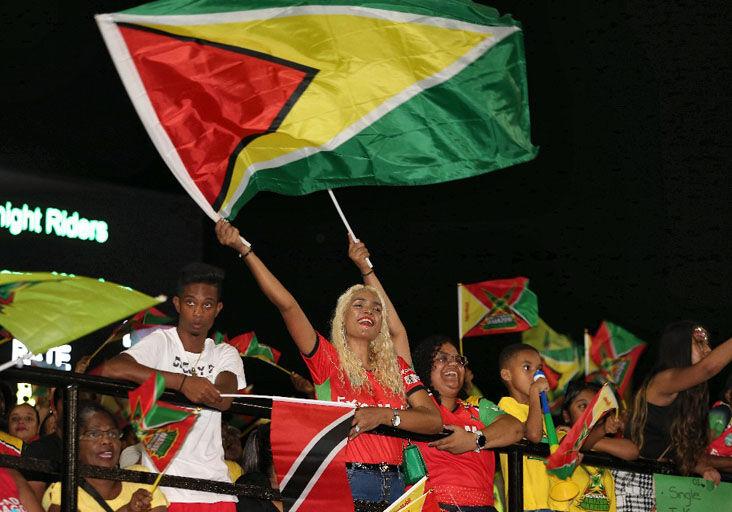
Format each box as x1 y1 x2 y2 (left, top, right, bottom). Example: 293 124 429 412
412 335 466 404
242 423 273 477
629 321 709 474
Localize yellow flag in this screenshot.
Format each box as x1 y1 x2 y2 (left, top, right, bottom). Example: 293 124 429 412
384 476 429 512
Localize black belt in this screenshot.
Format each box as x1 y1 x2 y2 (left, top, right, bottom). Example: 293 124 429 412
346 462 400 473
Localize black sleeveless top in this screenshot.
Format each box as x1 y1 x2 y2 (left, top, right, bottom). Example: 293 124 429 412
639 402 675 460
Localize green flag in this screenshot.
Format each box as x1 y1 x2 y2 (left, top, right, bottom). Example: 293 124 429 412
0 270 163 355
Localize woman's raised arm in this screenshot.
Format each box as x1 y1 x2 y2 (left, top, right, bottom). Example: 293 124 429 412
650 336 732 402
348 237 412 366
216 220 316 355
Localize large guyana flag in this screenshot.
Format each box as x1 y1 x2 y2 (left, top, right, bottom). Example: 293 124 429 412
96 0 536 220
459 277 538 337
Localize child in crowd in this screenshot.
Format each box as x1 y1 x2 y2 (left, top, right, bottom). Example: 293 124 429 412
554 380 639 512
6 403 40 444
615 322 732 512
497 343 561 512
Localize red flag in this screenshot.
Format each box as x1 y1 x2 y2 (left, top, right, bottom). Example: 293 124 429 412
271 397 355 512
127 372 198 472
545 384 618 479
587 321 646 397
229 331 282 364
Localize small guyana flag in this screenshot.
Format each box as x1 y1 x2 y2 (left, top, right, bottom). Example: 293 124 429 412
545 383 618 480
459 277 539 337
128 372 198 471
228 331 281 364
96 0 536 220
523 319 582 413
384 476 435 512
586 321 646 398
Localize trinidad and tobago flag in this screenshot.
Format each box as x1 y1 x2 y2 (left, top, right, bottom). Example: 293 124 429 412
271 397 355 512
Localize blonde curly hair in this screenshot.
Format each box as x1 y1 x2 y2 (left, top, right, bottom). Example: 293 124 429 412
329 284 404 398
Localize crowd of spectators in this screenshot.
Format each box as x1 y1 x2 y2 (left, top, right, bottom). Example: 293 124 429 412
1 228 731 512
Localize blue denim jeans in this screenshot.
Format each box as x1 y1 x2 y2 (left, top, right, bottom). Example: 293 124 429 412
346 463 405 504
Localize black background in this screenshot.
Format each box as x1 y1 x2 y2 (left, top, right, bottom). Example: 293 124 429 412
0 1 729 399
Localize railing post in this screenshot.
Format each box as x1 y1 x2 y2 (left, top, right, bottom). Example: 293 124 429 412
60 384 79 512
507 445 523 512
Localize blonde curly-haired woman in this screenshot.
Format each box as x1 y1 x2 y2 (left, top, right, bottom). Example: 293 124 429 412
216 220 441 510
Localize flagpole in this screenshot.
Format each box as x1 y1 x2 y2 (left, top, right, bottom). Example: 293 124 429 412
458 283 463 356
86 322 129 364
327 189 373 268
215 215 251 248
0 354 33 373
584 328 590 378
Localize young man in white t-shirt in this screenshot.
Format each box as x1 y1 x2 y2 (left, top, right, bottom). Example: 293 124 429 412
101 263 246 512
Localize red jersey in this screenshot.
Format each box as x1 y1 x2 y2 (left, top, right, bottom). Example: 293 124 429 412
303 333 425 465
416 399 501 506
0 468 29 512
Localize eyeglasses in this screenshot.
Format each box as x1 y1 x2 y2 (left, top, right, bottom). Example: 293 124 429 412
433 352 468 367
80 429 123 441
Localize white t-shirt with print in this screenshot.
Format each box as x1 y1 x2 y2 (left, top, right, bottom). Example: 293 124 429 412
123 327 246 504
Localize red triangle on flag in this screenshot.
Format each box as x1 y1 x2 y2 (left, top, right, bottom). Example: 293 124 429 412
118 23 317 208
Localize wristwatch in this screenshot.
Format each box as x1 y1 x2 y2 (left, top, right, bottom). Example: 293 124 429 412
391 408 401 427
474 431 487 452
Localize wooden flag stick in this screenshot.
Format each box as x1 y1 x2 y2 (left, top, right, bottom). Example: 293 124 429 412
457 283 464 355
149 466 169 494
327 189 373 268
584 328 591 377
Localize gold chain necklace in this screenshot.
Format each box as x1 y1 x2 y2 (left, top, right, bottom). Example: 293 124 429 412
185 347 205 377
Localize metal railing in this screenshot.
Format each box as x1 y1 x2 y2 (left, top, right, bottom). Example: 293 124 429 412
1 365 730 511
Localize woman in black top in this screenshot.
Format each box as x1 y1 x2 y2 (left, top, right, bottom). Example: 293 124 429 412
616 321 732 512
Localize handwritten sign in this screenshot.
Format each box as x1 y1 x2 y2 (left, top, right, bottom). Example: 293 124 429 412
654 474 732 512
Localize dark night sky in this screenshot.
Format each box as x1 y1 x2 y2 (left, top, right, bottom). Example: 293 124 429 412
0 1 729 399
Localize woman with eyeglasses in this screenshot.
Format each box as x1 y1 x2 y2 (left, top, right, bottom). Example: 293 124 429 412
43 401 168 512
412 335 524 512
216 222 442 510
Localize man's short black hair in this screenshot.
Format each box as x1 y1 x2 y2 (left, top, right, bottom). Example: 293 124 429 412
498 343 539 370
176 263 225 299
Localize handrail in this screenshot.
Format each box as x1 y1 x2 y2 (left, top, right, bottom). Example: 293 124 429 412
2 365 730 512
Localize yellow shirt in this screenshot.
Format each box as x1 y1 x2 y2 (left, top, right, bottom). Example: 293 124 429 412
498 396 561 511
42 465 168 511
